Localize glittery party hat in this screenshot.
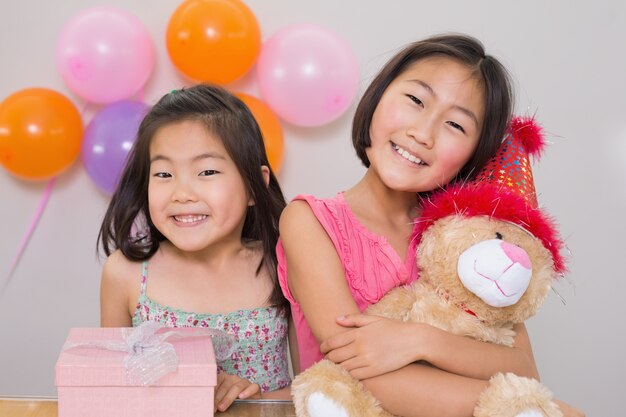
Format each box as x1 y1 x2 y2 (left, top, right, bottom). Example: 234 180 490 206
473 116 546 209
417 116 566 274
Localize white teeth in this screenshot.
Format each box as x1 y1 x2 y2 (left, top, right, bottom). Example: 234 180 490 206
174 214 207 223
393 144 423 165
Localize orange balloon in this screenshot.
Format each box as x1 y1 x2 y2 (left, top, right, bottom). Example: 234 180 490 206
237 93 284 173
166 0 261 84
0 88 83 181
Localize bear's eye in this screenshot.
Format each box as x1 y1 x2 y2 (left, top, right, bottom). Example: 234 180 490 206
495 232 503 240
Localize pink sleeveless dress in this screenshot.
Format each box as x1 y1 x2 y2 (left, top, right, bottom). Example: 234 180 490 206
276 193 420 371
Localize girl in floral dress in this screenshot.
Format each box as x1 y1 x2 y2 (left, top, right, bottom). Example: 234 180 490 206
99 84 291 411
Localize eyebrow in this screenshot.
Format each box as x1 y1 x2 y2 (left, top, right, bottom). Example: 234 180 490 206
407 79 480 128
150 152 227 164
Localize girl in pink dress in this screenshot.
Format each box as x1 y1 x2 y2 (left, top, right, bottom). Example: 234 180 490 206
277 34 583 417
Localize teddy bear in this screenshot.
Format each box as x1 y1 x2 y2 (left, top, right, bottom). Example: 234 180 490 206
291 116 567 417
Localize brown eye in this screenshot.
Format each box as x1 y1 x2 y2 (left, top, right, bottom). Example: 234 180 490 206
407 94 424 107
495 232 503 240
447 120 466 133
199 170 218 176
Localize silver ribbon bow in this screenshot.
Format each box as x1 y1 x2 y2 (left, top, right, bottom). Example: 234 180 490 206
63 321 236 386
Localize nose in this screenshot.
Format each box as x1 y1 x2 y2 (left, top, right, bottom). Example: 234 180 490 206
406 116 435 149
500 241 531 269
171 178 198 203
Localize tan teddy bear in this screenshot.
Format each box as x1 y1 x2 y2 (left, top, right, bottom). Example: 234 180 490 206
292 117 567 417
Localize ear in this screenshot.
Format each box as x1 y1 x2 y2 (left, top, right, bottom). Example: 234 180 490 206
261 165 270 187
248 165 271 206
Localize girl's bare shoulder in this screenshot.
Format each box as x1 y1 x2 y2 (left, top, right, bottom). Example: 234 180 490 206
279 199 320 238
101 250 142 287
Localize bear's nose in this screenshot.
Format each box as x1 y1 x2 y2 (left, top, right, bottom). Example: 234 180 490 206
500 241 531 269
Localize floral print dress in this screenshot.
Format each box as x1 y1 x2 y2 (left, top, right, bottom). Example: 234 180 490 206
132 261 291 392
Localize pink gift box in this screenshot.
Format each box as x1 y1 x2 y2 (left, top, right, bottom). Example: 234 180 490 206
55 327 217 417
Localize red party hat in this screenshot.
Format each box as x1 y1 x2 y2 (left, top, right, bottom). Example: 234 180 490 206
417 116 566 274
474 116 546 208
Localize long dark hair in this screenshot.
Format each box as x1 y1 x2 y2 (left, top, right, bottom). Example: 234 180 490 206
352 33 513 182
98 84 287 307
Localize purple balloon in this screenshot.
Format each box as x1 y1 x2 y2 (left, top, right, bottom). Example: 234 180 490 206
82 100 149 194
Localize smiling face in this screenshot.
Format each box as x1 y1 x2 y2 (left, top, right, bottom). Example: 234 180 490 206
148 119 252 254
366 56 485 193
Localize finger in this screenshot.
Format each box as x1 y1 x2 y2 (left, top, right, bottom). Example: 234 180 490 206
324 345 357 364
320 332 354 353
214 376 236 406
340 359 379 380
217 381 248 412
336 313 379 327
347 365 377 381
238 383 260 399
336 356 368 373
214 375 243 412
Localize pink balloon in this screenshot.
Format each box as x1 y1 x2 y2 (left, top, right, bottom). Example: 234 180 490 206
257 24 359 127
56 6 155 103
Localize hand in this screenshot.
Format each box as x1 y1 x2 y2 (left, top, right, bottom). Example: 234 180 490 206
554 399 585 417
319 313 424 380
214 372 260 412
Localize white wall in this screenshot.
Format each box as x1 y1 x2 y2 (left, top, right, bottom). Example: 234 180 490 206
1 1 623 415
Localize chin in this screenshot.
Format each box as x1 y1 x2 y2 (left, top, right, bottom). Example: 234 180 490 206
167 239 210 254
380 176 425 194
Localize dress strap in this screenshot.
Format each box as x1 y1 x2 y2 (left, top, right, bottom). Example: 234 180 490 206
140 261 149 296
